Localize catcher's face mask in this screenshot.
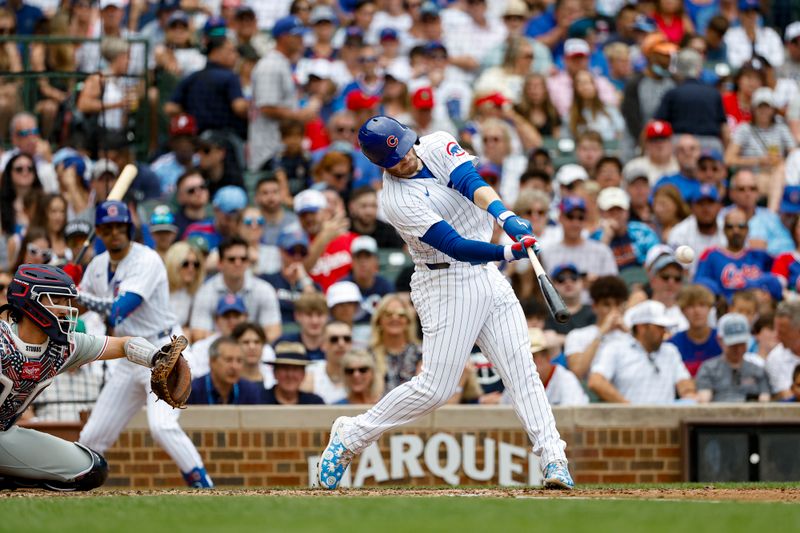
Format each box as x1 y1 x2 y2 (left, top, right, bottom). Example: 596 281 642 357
39 294 79 345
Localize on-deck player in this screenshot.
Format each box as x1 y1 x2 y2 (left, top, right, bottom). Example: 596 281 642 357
317 116 573 490
0 264 173 491
70 201 212 488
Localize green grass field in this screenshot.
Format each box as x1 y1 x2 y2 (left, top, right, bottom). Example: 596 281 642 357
2 491 799 533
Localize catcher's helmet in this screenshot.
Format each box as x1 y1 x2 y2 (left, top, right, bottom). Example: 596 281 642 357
358 115 417 168
4 264 79 345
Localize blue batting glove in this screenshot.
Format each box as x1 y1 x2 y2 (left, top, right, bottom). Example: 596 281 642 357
501 214 533 242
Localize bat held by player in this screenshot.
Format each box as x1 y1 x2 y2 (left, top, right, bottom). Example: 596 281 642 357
526 246 571 324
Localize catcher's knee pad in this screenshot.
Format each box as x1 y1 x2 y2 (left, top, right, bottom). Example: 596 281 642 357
40 444 109 492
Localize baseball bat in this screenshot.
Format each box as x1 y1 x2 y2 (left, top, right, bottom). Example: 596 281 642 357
527 247 571 324
74 164 138 265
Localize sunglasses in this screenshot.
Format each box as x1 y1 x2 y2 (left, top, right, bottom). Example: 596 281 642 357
658 273 683 282
359 56 379 63
12 165 34 173
344 367 372 375
27 244 52 262
16 128 39 137
328 335 352 343
484 136 504 144
225 255 249 264
335 126 356 134
185 184 207 195
565 212 586 221
243 216 265 226
331 172 349 181
698 164 718 171
181 260 200 269
520 53 534 59
521 209 547 217
383 310 408 319
286 246 308 258
555 274 579 283
724 223 748 230
735 186 758 192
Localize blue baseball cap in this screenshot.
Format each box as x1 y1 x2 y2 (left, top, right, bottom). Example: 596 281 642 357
203 15 227 37
559 196 586 214
698 148 724 163
272 15 305 39
781 185 800 214
380 28 399 42
424 41 447 55
692 183 720 203
216 293 247 316
167 10 189 27
343 26 365 44
277 231 310 251
738 0 760 11
212 185 248 214
551 263 580 279
743 274 783 302
149 205 177 233
420 1 441 17
62 156 87 182
632 15 656 33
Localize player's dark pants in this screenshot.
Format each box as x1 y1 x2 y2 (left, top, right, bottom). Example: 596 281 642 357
0 426 107 491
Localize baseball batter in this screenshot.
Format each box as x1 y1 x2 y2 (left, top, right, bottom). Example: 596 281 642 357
71 201 212 488
317 116 572 490
0 264 174 491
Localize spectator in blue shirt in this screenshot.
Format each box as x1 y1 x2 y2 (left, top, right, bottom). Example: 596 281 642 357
184 185 247 252
2 0 43 36
343 236 395 325
187 336 266 405
595 186 661 270
668 284 722 377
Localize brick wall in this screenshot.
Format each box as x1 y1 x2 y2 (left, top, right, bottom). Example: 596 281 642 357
25 404 800 488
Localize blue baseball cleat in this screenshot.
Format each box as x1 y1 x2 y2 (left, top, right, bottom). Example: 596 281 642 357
317 417 355 490
543 460 574 490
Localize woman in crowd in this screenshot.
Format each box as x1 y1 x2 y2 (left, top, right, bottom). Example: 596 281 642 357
381 77 411 123
568 70 625 143
1 153 44 264
11 227 52 274
653 0 695 44
476 36 536 104
238 205 278 276
165 241 206 335
478 118 528 205
369 294 422 395
515 73 562 139
232 322 275 389
467 89 541 154
652 184 690 241
30 194 69 264
722 59 764 128
336 350 381 405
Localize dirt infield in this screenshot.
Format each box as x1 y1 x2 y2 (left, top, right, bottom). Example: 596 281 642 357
1 487 798 502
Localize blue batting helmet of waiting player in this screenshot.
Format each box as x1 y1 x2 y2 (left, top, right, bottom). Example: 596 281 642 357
358 115 418 168
95 200 131 226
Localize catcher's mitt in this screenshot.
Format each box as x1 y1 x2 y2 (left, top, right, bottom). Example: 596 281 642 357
151 335 192 408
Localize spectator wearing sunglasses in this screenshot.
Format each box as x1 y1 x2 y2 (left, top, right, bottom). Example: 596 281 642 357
184 185 247 253
369 294 422 395
11 227 52 274
190 236 282 343
544 264 595 339
260 231 320 324
301 321 352 404
196 130 245 198
0 113 58 193
165 241 206 334
174 170 211 238
0 153 44 243
642 245 690 334
237 206 279 276
335 350 381 405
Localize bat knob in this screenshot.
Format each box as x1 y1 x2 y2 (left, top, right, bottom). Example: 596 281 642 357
554 310 571 324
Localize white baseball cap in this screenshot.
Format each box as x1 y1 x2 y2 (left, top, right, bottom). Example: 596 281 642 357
555 164 589 186
751 87 775 108
326 281 362 308
785 22 800 42
351 235 378 255
293 189 327 214
644 244 682 274
717 313 752 347
564 38 590 58
622 159 650 184
624 300 675 328
597 187 630 211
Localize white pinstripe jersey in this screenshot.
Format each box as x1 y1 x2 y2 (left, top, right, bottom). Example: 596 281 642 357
81 243 177 338
380 132 494 267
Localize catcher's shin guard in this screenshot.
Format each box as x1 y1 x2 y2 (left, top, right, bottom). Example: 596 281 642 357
0 444 108 492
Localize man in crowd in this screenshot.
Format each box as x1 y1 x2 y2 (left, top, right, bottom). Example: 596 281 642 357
348 186 404 248
263 342 325 405
187 293 249 376
273 292 328 362
668 285 722 376
255 176 300 246
187 336 265 405
151 113 199 197
625 120 679 185
767 300 800 399
667 184 726 275
343 236 395 325
190 236 281 342
184 185 247 251
588 300 696 404
174 170 210 238
526 328 588 406
696 313 770 403
544 264 595 339
0 112 58 192
261 231 318 324
643 246 690 333
595 187 659 270
301 321 353 404
196 130 245 196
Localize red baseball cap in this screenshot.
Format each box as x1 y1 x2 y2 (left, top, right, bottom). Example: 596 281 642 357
411 87 434 110
345 89 381 111
169 113 198 137
645 120 673 140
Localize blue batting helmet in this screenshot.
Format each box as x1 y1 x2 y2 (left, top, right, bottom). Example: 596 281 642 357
358 116 417 168
95 200 131 226
5 264 79 345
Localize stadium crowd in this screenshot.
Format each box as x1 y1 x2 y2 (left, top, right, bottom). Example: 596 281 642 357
2 0 800 421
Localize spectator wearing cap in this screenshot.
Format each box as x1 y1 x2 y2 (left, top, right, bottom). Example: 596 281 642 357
622 159 654 226
231 5 269 57
263 342 325 405
407 1 442 47
184 184 247 252
250 15 319 171
310 111 382 189
726 169 794 256
191 236 282 343
260 230 319 324
165 35 248 140
0 113 58 193
151 113 199 197
327 280 363 325
54 153 91 220
407 86 454 137
348 186 404 248
640 245 690 333
137 0 181 60
300 320 352 404
343 236 395 324
441 0 506 83
541 196 618 282
654 49 728 152
154 10 207 81
766 300 800 399
294 189 358 291
620 34 677 143
148 205 178 261
596 186 660 271
778 22 800 83
588 300 695 404
173 170 210 238
187 336 265 405
304 4 338 61
65 219 94 266
724 0 784 69
625 120 680 185
482 0 553 76
554 163 589 202
547 38 618 117
545 263 595 337
253 176 301 246
186 293 250 376
694 207 778 301
696 313 771 402
667 284 723 377
377 27 411 82
695 148 728 190
196 129 245 197
668 184 726 275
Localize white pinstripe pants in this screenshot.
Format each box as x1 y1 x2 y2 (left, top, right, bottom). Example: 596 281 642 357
79 335 204 474
340 263 567 467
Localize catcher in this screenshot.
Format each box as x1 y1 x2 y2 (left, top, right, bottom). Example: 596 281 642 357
0 264 191 491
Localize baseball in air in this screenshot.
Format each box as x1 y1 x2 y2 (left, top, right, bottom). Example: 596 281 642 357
675 245 695 264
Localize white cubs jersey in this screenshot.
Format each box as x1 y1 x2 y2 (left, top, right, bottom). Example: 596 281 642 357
81 242 177 338
380 131 494 267
0 321 107 431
